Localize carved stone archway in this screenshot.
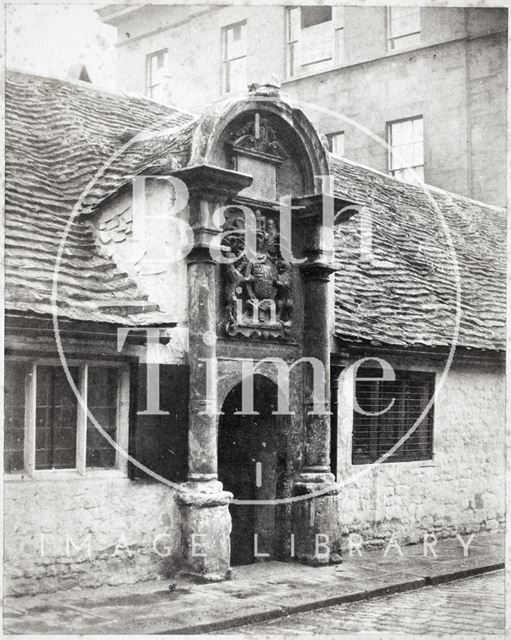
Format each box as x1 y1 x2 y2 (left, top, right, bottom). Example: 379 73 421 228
189 85 331 195
177 88 355 580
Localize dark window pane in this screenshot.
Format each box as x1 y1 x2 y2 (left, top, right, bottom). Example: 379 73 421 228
4 363 28 473
352 368 434 464
35 366 78 470
86 367 119 469
301 6 332 28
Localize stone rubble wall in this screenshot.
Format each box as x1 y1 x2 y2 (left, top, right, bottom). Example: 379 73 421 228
336 358 505 549
4 478 181 596
4 359 504 595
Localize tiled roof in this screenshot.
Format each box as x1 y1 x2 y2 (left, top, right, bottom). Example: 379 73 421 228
5 69 194 326
6 70 505 350
331 157 506 351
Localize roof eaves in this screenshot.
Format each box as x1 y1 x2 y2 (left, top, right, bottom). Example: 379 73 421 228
329 153 505 214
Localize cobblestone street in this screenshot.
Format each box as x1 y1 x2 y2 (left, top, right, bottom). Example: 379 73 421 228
223 569 506 636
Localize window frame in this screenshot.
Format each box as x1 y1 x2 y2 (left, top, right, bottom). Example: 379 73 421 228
326 131 345 156
387 7 421 52
387 115 425 183
146 49 169 101
221 20 248 95
285 6 344 78
4 357 130 481
351 367 435 466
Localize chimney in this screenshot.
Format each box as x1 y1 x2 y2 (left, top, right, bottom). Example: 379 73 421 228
67 64 92 83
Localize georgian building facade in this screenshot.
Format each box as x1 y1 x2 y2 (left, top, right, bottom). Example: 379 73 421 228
98 4 508 207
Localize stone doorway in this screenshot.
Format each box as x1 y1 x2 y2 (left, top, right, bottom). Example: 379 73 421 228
218 375 287 566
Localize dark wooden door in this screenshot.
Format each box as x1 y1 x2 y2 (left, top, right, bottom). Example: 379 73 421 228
218 377 286 565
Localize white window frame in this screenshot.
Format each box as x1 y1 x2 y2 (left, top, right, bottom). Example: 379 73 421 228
285 6 344 78
146 49 169 100
5 358 130 481
387 7 421 52
221 20 247 95
326 131 345 157
388 115 424 184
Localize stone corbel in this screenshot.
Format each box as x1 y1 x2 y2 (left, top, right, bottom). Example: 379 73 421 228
292 192 360 268
171 164 253 253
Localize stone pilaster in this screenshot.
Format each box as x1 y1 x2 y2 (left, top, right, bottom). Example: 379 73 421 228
300 261 337 480
173 166 252 580
186 242 220 482
292 260 342 565
290 192 357 565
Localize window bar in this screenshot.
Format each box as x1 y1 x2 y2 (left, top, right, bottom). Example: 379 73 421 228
371 379 380 461
48 368 56 469
334 27 344 65
24 364 36 477
117 367 130 474
76 364 88 476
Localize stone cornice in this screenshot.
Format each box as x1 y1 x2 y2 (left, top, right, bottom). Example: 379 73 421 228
291 193 361 225
170 164 253 198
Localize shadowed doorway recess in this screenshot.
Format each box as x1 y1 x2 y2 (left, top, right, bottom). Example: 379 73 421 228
218 375 287 565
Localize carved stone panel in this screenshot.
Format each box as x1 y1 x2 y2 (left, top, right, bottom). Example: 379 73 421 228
221 208 293 339
227 113 287 203
227 113 287 162
236 155 277 202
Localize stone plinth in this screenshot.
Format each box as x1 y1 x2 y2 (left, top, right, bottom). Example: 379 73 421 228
291 479 342 565
178 481 233 582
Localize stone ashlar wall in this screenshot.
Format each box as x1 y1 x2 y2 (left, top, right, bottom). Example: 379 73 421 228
335 355 505 550
111 6 507 206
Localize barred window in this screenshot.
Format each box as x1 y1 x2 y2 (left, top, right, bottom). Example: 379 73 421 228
4 363 28 473
352 367 434 464
35 365 80 470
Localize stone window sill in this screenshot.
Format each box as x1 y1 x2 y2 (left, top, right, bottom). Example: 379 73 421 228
282 35 487 85
4 469 128 482
348 459 437 470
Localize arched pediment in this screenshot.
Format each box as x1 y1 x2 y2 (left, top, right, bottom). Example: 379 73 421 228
189 87 330 201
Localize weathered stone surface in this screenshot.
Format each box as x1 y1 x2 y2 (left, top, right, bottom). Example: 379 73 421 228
4 479 181 596
4 69 505 600
335 357 505 549
179 482 233 581
3 536 503 635
291 488 343 565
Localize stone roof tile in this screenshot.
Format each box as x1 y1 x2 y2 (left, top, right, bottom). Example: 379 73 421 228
6 69 194 326
331 157 505 351
6 70 505 349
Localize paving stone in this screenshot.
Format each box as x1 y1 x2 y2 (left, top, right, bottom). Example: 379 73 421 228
3 532 504 635
226 569 505 635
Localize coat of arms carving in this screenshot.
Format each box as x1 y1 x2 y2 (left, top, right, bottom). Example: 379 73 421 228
221 209 293 338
